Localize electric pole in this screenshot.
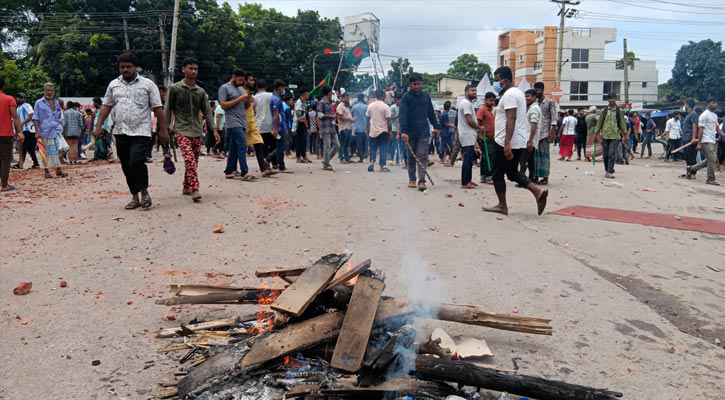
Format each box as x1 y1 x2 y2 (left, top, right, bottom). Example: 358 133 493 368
159 15 168 88
551 0 580 89
623 38 629 104
167 0 181 89
123 16 130 51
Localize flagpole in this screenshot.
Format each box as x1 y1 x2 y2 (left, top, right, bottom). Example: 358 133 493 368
332 51 344 90
312 54 319 87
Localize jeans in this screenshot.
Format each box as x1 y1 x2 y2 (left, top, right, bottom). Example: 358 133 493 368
575 135 587 159
21 130 39 167
491 142 531 194
440 133 453 157
295 123 308 159
354 130 367 161
115 135 150 194
225 126 249 175
394 135 407 165
433 135 442 158
665 138 681 160
322 132 340 167
478 137 493 179
640 133 653 157
369 134 389 167
690 142 718 182
339 129 352 161
461 145 474 185
407 134 430 183
602 138 618 174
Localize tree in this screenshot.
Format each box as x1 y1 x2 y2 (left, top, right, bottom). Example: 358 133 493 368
0 52 51 100
658 82 672 102
668 39 725 101
386 57 413 88
446 54 491 80
421 72 444 93
615 51 639 70
346 73 374 93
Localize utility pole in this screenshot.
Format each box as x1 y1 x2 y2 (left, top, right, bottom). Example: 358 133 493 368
123 16 130 51
551 0 580 89
623 38 629 104
159 15 168 87
167 0 181 89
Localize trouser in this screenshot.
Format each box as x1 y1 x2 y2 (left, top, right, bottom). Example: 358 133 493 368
461 145 474 185
628 133 638 153
354 130 367 161
309 131 320 156
339 129 352 161
251 143 269 171
115 135 150 195
640 133 653 157
322 132 340 167
665 138 681 160
295 123 308 159
261 132 275 163
407 134 430 183
393 135 407 165
148 132 156 158
616 139 625 163
519 147 535 180
491 143 531 195
575 135 587 158
21 131 39 167
440 134 453 157
369 134 389 167
602 138 618 174
432 136 442 157
225 126 249 176
478 137 493 179
177 135 202 192
0 137 12 187
690 142 718 182
66 137 79 162
684 141 697 168
263 131 287 170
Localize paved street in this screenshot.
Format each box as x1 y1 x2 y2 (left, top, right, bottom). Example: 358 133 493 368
1 152 723 399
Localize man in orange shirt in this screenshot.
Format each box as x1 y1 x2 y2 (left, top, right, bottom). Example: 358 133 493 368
0 76 24 192
475 92 496 183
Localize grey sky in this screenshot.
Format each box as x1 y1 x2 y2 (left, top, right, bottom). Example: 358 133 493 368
228 0 725 84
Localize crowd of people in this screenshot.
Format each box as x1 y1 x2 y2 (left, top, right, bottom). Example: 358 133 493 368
1 54 723 214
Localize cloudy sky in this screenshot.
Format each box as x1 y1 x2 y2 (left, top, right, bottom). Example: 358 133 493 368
227 0 725 85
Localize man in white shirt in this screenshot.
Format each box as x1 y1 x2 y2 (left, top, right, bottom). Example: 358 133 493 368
663 112 682 161
520 89 541 182
254 79 274 163
365 89 392 172
457 84 479 188
687 97 723 185
558 109 577 161
14 93 40 169
483 67 548 216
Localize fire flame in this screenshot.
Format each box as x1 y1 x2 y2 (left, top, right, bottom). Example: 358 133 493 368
283 355 301 369
245 282 279 334
335 258 358 286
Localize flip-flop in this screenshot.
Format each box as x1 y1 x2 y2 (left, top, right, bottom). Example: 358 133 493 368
241 175 258 181
141 195 152 209
537 190 549 216
225 174 237 179
125 200 141 210
279 170 294 174
482 206 508 215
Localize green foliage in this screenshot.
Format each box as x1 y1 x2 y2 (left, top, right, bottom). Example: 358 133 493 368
668 39 725 101
658 82 672 102
346 73 374 93
446 53 491 81
421 72 445 93
386 57 413 88
0 53 51 100
615 51 639 70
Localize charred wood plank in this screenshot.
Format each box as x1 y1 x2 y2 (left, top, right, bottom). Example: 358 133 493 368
430 303 553 335
155 290 280 306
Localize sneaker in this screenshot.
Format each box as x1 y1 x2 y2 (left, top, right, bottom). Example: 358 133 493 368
182 188 192 196
706 180 720 186
605 173 615 179
367 165 374 172
323 165 334 171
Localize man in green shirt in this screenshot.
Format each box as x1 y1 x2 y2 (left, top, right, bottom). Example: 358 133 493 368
584 106 598 162
165 57 217 201
594 93 627 179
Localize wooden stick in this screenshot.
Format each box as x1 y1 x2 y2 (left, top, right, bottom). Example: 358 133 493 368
324 259 372 290
156 317 249 338
169 284 265 297
430 303 553 335
255 266 307 278
671 141 694 153
155 290 280 306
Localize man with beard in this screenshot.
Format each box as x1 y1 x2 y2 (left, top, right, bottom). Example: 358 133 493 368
532 82 557 184
33 82 68 179
475 92 496 183
166 57 217 200
95 53 168 208
457 85 479 188
399 73 439 191
482 66 548 216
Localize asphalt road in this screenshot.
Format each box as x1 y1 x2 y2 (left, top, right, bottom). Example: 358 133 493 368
1 150 723 399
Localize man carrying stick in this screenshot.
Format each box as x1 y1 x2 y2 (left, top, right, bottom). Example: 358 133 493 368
476 92 496 184
680 99 701 179
399 73 439 191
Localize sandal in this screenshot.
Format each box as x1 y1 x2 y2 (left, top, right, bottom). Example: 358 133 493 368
241 174 258 181
537 190 549 216
56 172 68 177
141 195 152 209
1 185 16 192
482 206 508 215
44 172 52 179
125 200 142 210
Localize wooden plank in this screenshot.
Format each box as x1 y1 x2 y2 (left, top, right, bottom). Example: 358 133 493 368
240 296 411 370
432 303 553 335
254 266 307 278
331 275 385 372
270 253 350 317
156 317 246 338
169 284 262 296
155 290 280 306
324 259 372 290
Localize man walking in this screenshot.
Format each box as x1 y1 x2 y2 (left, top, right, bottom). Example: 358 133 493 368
293 88 311 163
13 93 39 169
585 106 600 162
533 82 557 184
476 92 496 183
664 112 682 161
439 101 454 164
95 53 167 209
482 66 547 216
267 79 291 173
165 57 217 200
523 89 541 183
1 77 24 192
351 93 368 163
640 112 656 159
33 82 67 178
243 72 273 176
575 108 588 160
319 85 340 171
457 85 479 189
366 89 392 172
62 101 84 164
389 96 404 166
681 100 701 178
336 93 354 163
218 68 254 181
399 73 439 191
687 97 722 185
594 93 627 179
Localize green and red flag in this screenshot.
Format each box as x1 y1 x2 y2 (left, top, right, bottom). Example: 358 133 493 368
308 71 331 99
342 39 370 68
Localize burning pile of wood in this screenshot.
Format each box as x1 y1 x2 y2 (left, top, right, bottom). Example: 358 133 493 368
154 252 623 400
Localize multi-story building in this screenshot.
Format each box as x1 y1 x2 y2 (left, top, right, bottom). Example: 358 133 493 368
498 27 658 108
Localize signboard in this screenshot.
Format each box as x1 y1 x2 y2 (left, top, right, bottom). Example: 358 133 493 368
288 84 298 89
551 88 564 100
619 103 632 109
631 102 643 111
343 14 380 50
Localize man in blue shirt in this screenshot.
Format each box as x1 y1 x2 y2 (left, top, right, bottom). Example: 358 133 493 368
351 93 368 163
266 79 291 173
399 73 439 191
438 101 454 163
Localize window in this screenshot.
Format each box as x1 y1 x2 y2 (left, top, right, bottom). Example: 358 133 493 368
642 82 647 88
519 54 525 62
571 49 589 69
504 59 508 66
570 81 588 101
572 28 591 37
534 61 543 70
602 81 621 101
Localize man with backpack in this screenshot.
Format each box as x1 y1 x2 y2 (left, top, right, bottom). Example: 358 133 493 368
594 93 627 179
